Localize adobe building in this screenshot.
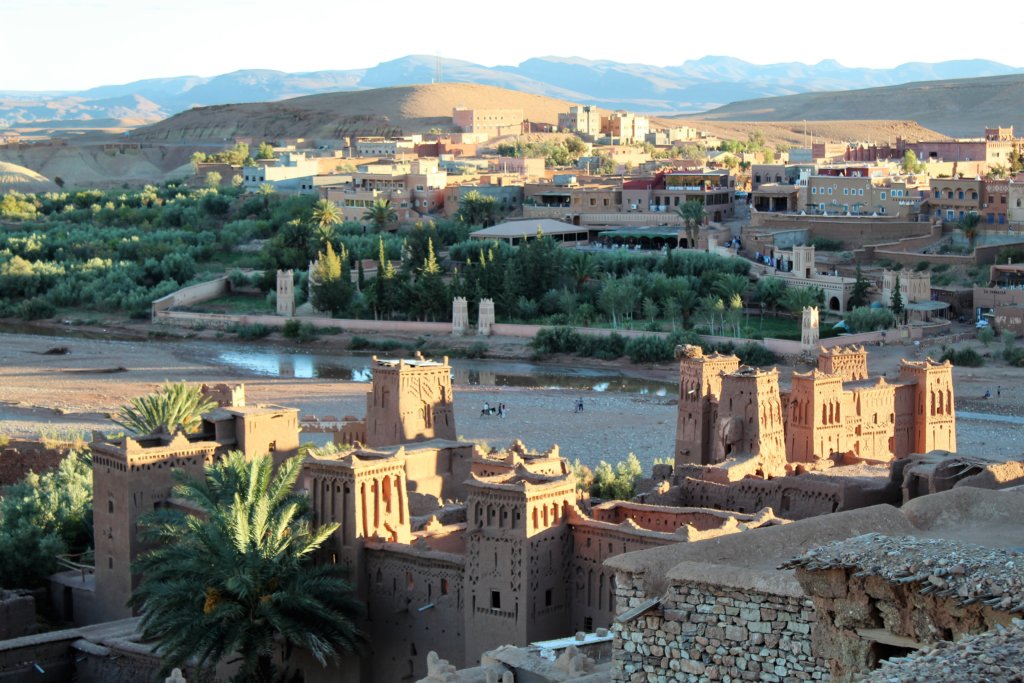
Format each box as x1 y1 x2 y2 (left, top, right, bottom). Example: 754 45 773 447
364 356 456 447
88 385 299 622
673 344 956 479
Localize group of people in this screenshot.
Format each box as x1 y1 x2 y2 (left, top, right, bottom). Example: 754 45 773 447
481 401 508 418
574 397 585 413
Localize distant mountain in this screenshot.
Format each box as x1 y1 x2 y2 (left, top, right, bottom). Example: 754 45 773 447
1 55 1021 129
692 73 1024 137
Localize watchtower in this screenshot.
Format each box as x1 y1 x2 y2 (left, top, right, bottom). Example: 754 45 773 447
365 356 456 447
675 345 740 467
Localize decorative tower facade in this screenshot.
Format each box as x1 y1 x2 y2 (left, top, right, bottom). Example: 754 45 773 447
675 345 740 467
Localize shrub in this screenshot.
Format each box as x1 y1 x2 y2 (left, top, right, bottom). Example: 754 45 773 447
591 453 643 500
466 342 488 359
734 342 778 366
808 237 842 251
349 335 371 350
282 319 301 339
18 297 56 320
978 327 995 346
940 347 984 367
914 261 930 272
624 335 675 363
530 327 582 355
845 307 895 333
232 323 271 340
296 323 318 343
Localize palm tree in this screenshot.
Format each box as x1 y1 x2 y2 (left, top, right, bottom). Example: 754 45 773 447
362 198 397 233
570 252 600 291
130 452 363 683
311 199 342 247
713 273 749 302
115 382 218 436
676 199 707 249
958 211 981 249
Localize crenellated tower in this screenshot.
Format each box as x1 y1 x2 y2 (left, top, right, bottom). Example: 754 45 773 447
365 356 456 447
898 358 957 454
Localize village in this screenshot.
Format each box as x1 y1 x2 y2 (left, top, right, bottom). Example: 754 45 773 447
6 16 1024 683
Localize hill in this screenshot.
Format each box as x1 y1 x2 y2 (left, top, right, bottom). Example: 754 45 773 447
131 83 585 142
1 56 1021 129
0 161 58 194
668 120 947 148
694 73 1024 137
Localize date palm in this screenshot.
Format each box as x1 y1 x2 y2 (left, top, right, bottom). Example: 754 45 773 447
311 199 342 247
362 198 397 233
130 452 363 683
676 199 706 249
115 382 218 435
958 211 981 249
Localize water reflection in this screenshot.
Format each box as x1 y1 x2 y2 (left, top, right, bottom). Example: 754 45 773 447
213 349 674 395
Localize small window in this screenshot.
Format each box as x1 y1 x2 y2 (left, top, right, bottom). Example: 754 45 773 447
545 589 553 607
491 590 501 609
108 556 113 570
108 500 114 514
441 579 449 595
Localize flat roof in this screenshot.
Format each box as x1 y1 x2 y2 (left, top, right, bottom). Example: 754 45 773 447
470 218 587 239
598 227 680 238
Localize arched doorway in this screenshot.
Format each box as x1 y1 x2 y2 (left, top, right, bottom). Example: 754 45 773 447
829 296 841 311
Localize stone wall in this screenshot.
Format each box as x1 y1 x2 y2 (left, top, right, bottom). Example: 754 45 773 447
611 574 829 682
0 441 67 485
0 591 36 639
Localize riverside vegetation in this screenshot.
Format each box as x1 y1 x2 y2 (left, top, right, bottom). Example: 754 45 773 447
1 184 876 360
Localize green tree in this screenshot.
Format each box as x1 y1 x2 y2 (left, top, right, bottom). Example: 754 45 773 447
0 455 93 588
311 242 353 317
958 211 981 249
901 150 926 174
255 142 275 160
890 274 905 321
115 382 219 436
369 237 396 319
849 264 871 308
129 452 363 683
754 277 787 316
780 286 825 314
362 198 397 233
597 277 641 328
591 453 643 500
570 252 600 291
457 190 499 227
676 200 706 249
204 171 222 188
412 238 448 321
311 199 342 248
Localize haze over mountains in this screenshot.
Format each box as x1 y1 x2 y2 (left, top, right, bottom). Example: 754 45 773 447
1 55 1021 129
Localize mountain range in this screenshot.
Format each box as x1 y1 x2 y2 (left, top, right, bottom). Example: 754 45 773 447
1 55 1021 129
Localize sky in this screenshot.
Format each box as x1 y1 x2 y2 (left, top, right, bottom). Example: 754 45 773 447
4 0 1024 91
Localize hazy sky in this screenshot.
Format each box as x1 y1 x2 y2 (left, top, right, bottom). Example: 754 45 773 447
5 0 1024 91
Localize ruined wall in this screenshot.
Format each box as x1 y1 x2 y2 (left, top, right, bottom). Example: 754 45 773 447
611 574 829 682
677 476 871 520
0 591 36 639
0 441 66 485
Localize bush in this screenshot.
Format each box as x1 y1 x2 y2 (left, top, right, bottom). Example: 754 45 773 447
808 237 842 251
18 297 56 320
232 323 271 340
591 453 643 500
940 347 984 367
914 261 930 272
579 332 627 360
349 335 371 350
845 307 895 333
296 323 318 343
282 319 301 339
978 327 995 346
466 342 488 359
734 342 778 366
624 335 675 363
530 327 582 355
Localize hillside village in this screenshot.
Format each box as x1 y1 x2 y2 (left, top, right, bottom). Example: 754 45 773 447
6 68 1024 683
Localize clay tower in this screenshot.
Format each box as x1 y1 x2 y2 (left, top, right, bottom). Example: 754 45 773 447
365 356 456 447
675 345 740 467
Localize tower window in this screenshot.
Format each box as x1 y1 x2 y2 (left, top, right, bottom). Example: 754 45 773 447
490 590 501 609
